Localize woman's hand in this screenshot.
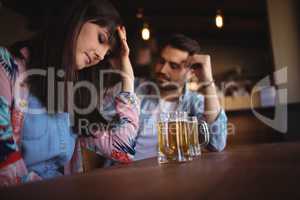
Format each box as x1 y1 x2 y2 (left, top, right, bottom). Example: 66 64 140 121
116 26 134 93
117 26 130 58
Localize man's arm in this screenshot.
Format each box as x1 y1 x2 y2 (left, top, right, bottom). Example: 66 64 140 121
190 54 220 123
190 54 227 151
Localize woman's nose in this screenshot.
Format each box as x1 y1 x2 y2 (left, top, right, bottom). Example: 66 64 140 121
93 50 104 62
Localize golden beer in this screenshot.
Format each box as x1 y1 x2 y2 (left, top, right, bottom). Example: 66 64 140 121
178 120 192 160
158 119 192 163
157 121 178 162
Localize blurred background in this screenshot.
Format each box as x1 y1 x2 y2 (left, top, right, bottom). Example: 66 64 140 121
0 0 299 145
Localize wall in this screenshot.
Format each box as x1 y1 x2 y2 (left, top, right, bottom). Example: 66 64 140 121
0 6 33 46
199 41 274 81
267 0 300 103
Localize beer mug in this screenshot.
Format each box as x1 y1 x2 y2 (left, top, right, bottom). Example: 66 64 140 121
157 112 210 164
157 112 179 164
156 112 192 163
187 116 210 157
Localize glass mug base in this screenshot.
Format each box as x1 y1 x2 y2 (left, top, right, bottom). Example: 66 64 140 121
191 145 201 157
158 151 194 164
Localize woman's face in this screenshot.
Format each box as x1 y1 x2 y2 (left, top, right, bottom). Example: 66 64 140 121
75 22 111 70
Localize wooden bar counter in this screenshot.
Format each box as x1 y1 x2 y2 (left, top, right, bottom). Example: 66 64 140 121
1 142 299 200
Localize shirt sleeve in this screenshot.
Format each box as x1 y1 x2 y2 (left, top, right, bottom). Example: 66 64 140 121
205 109 228 152
0 47 41 187
80 91 140 163
193 93 228 152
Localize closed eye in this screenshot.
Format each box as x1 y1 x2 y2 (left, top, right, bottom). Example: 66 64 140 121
98 33 107 44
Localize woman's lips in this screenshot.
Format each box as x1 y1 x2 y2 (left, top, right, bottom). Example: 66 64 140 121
84 52 92 65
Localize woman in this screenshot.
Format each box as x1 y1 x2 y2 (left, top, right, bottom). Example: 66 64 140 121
0 0 139 186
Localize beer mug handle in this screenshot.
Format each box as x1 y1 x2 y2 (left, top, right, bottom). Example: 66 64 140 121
198 120 210 147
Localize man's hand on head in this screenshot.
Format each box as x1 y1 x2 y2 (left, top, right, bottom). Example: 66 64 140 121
190 54 214 83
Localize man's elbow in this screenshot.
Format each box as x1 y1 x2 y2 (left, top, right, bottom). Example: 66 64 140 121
207 132 227 152
207 141 226 152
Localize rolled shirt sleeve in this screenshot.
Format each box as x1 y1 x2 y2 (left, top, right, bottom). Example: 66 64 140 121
191 92 228 152
80 92 140 163
205 109 228 152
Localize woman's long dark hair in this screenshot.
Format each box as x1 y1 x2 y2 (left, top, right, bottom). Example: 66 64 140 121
13 0 123 135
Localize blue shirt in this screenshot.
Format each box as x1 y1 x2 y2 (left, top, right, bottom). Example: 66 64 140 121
22 95 76 179
134 78 228 160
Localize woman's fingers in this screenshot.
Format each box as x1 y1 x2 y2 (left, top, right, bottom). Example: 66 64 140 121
117 26 127 41
118 26 126 39
117 26 129 57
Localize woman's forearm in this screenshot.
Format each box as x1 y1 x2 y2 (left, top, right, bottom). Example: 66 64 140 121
121 57 134 93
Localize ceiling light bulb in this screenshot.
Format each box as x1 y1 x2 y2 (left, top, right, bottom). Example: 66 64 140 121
141 24 150 40
215 10 224 29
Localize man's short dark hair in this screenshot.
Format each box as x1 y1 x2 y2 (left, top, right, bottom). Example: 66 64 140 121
159 34 201 55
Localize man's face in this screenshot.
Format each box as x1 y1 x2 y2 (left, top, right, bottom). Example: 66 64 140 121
154 45 190 91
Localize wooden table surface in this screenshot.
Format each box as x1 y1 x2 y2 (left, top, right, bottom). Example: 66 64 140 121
1 142 300 200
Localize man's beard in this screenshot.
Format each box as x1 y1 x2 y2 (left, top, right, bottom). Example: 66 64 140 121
158 81 180 91
155 73 183 92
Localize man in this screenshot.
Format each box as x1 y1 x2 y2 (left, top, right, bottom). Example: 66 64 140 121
134 34 227 160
